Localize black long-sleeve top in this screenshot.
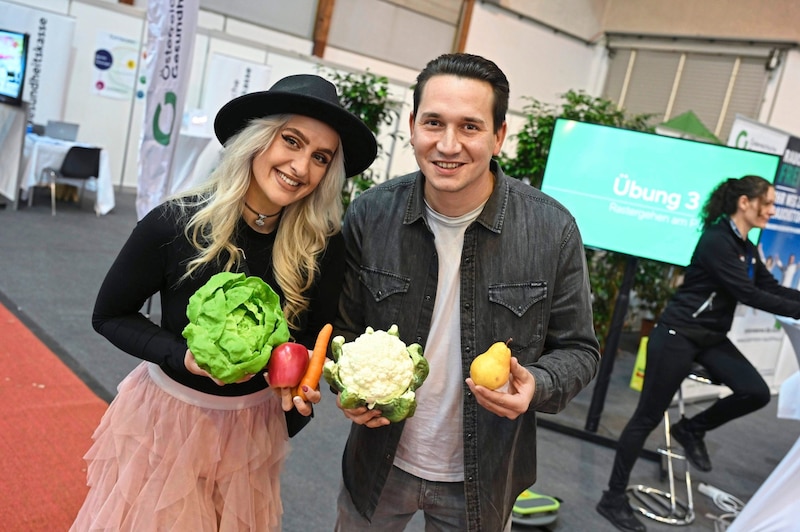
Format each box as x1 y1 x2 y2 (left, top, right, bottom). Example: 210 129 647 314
660 219 800 338
92 201 345 398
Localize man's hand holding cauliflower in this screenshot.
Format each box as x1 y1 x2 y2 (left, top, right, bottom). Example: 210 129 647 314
325 325 429 428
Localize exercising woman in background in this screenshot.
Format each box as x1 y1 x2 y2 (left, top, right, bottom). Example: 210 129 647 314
597 175 800 532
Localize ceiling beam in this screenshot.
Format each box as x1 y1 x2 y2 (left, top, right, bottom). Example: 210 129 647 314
313 0 336 58
454 0 475 52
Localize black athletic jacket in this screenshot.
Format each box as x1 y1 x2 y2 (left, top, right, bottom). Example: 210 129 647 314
659 218 800 340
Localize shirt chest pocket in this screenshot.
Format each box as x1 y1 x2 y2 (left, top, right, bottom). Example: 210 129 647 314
488 282 547 350
359 268 411 327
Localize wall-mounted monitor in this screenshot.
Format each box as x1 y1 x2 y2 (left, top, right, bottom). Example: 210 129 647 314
0 28 29 107
540 118 781 266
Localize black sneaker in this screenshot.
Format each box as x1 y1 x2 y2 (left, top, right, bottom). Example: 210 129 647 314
671 419 712 472
596 490 646 532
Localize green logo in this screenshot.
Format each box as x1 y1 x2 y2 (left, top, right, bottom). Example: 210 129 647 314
736 130 749 149
153 91 177 146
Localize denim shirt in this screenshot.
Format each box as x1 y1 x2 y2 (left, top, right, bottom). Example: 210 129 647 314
335 162 600 531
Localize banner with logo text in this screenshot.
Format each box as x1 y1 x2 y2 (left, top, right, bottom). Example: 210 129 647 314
726 114 800 393
0 0 75 124
0 1 74 203
136 0 199 220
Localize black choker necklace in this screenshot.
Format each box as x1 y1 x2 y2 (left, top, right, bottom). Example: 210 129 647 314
244 201 282 227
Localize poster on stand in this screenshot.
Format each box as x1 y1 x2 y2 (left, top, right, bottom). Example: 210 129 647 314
0 1 74 125
92 31 139 100
201 53 272 129
725 115 800 393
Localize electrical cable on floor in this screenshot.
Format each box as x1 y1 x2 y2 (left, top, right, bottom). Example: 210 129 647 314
699 482 745 531
698 482 745 513
706 512 737 532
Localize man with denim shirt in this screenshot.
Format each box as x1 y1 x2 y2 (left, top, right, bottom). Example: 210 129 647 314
333 53 600 531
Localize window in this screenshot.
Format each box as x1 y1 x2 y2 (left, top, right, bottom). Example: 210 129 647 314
603 37 775 142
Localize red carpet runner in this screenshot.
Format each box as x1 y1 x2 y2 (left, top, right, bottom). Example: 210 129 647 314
0 303 108 530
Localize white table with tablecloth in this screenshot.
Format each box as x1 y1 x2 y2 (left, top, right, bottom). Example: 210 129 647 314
0 104 27 205
20 133 115 215
726 316 800 531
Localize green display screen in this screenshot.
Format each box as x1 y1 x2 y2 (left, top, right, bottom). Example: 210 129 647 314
540 119 781 266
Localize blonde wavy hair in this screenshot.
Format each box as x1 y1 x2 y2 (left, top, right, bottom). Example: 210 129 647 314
173 114 346 330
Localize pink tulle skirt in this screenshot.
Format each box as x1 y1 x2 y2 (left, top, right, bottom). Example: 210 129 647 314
71 362 289 531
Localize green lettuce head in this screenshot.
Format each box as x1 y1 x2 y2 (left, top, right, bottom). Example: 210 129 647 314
182 271 289 384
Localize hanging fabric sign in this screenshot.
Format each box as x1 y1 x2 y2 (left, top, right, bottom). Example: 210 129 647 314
136 0 199 220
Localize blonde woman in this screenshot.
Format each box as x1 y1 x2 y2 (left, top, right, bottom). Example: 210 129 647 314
71 74 377 531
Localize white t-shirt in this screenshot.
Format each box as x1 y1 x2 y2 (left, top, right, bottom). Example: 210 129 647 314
393 200 483 482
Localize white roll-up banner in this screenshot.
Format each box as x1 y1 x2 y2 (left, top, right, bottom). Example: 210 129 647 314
202 53 272 121
0 0 75 125
725 115 800 394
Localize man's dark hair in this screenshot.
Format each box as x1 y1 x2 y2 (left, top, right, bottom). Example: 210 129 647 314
413 53 509 133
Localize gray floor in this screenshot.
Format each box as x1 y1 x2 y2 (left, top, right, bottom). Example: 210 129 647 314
1 187 798 531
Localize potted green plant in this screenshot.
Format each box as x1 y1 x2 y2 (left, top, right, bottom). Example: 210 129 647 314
319 67 401 209
633 260 681 337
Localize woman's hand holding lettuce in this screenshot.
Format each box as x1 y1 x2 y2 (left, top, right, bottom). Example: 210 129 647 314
182 272 290 384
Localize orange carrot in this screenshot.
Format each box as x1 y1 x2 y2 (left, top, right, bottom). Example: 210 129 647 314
294 323 333 402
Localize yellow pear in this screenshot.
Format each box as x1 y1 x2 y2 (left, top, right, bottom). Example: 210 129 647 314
470 340 511 390
483 341 511 363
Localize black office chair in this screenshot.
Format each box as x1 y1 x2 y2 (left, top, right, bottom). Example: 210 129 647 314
30 146 101 216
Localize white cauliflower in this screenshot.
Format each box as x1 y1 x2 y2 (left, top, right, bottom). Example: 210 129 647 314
324 325 429 422
336 328 414 406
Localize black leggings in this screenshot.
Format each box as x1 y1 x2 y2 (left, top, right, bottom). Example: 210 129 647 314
607 323 771 493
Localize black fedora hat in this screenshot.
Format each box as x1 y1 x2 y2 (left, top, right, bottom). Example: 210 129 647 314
214 74 378 177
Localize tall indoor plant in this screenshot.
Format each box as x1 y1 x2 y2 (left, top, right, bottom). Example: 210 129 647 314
498 90 678 350
320 67 401 209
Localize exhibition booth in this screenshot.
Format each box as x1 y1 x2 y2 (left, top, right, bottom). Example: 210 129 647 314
0 2 218 216
1 0 799 529
0 0 416 212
